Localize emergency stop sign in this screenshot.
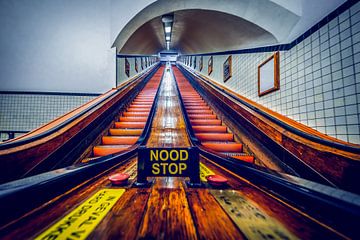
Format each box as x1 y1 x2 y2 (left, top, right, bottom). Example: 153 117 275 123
137 147 199 180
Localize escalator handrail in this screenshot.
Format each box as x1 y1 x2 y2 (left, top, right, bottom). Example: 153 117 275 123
0 66 164 193
169 66 200 145
137 67 166 146
173 64 360 239
0 64 159 151
178 63 360 154
177 65 336 187
0 64 164 227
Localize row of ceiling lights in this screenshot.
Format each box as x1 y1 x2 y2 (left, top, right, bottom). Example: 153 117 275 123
162 14 173 50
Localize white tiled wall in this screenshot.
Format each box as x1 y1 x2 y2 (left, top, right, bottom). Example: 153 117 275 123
0 94 96 141
182 2 360 144
116 57 158 86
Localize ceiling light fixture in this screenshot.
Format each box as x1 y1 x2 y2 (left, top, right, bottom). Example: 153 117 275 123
162 14 174 51
164 26 171 33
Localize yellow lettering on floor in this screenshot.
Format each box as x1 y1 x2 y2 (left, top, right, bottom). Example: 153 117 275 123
35 189 125 240
199 162 215 182
211 190 299 240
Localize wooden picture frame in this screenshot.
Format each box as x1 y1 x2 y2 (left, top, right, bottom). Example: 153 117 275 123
208 56 213 76
223 55 232 82
135 58 138 73
199 56 203 71
258 51 280 97
125 58 130 77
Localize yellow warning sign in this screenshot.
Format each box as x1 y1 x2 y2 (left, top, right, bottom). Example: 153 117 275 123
35 189 125 240
199 162 215 182
211 190 299 240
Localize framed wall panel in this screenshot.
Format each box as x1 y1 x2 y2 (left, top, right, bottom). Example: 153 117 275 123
125 58 130 78
135 58 138 73
223 55 232 82
208 56 213 76
258 52 279 97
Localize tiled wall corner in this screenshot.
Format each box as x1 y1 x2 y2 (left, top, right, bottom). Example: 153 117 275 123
181 3 360 144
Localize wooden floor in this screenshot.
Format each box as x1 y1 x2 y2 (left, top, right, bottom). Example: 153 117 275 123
0 66 347 240
146 67 190 148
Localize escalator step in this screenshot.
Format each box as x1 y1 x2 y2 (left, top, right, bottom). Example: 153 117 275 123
119 116 147 122
123 112 149 117
184 102 207 106
188 114 217 119
196 133 233 141
109 129 142 136
115 122 146 129
129 105 152 109
187 109 213 114
127 108 150 112
191 119 221 125
193 126 227 133
93 145 131 156
231 155 254 163
186 106 211 110
102 136 139 145
202 142 243 152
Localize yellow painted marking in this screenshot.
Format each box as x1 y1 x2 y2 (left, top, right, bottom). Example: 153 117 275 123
200 162 215 182
211 190 299 240
35 189 125 240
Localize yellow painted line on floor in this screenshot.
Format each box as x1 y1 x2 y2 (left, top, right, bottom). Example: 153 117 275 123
211 190 299 240
35 188 125 240
200 162 215 182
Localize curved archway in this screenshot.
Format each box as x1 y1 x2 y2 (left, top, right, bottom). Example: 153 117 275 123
113 0 300 54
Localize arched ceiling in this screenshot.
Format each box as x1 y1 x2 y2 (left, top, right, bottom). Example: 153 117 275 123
121 10 278 55
114 0 346 55
115 0 300 55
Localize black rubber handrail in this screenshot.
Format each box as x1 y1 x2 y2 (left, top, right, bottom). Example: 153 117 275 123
173 64 360 239
0 64 159 151
137 67 166 146
0 64 164 227
178 64 360 154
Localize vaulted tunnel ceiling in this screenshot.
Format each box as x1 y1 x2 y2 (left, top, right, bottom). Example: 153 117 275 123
120 10 278 55
115 0 345 55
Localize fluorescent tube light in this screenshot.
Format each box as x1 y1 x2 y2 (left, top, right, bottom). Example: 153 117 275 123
165 26 171 33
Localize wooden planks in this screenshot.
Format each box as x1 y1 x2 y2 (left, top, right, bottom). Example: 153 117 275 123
210 189 298 240
146 67 190 148
186 189 245 240
137 182 197 240
88 188 151 240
